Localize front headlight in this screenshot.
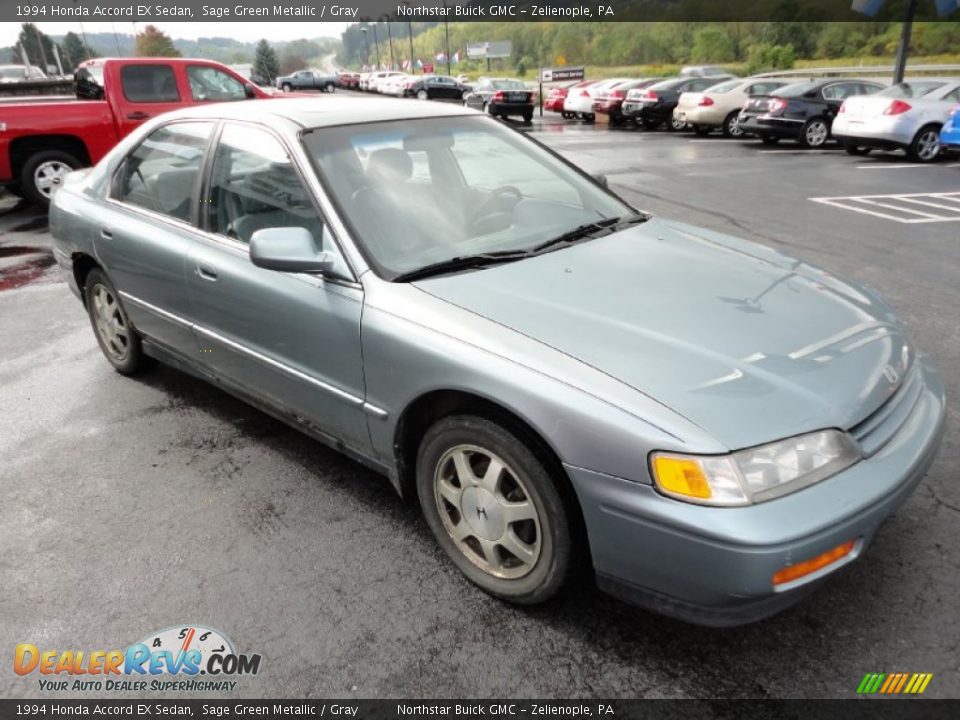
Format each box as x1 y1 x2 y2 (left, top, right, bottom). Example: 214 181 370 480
651 430 862 506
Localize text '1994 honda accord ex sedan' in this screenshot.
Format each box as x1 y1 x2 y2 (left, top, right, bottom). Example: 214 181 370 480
50 97 945 626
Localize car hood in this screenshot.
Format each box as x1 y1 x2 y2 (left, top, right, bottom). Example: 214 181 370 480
415 218 911 450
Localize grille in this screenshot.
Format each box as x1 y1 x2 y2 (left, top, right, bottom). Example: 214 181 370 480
851 364 922 458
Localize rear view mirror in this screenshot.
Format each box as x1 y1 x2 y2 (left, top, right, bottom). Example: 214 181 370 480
249 227 333 273
593 174 609 188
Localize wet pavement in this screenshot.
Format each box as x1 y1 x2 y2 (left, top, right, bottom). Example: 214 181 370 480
1 119 958 700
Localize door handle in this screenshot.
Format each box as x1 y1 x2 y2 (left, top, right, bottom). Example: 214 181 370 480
127 111 150 120
196 262 218 282
100 226 113 240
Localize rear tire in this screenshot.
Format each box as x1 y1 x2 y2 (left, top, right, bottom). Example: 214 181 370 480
907 125 943 163
843 141 871 156
281 83 292 92
667 115 687 132
759 134 780 145
522 111 533 124
417 89 428 101
692 124 711 136
84 269 152 376
21 149 81 207
416 414 574 605
641 118 661 130
325 82 335 93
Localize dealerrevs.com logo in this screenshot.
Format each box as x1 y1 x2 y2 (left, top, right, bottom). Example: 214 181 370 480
15 625 262 693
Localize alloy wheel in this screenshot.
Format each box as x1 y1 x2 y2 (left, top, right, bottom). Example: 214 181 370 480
671 116 687 131
805 120 828 147
726 113 743 137
433 444 542 580
91 284 131 362
916 130 941 161
33 160 72 199
417 90 428 100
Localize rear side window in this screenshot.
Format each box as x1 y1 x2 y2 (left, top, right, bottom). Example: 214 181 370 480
112 122 213 222
187 66 247 102
822 82 862 100
120 65 180 103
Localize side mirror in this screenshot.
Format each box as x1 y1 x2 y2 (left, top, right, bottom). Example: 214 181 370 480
249 227 333 273
244 83 257 99
593 174 609 188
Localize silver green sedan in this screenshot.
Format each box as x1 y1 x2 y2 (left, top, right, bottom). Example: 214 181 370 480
50 98 945 626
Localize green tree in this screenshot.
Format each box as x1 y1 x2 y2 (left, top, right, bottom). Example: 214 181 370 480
744 42 796 75
690 26 736 63
253 39 280 84
14 23 57 71
135 25 180 58
61 32 91 70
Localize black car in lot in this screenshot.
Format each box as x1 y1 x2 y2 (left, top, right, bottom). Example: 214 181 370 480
402 75 472 101
622 76 732 130
738 78 885 148
463 78 535 122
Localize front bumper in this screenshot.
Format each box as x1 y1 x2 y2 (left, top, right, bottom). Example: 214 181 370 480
568 356 945 626
739 114 804 140
939 124 960 149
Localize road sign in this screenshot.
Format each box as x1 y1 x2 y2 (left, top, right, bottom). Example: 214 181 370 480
540 67 585 83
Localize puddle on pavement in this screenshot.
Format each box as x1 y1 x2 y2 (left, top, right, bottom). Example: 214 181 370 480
0 246 56 291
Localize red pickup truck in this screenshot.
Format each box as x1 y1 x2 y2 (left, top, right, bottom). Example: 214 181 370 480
0 57 271 205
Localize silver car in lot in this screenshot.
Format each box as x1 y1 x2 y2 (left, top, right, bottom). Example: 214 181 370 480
832 78 960 162
50 98 945 626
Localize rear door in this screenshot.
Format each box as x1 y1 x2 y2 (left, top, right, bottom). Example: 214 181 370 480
185 64 250 103
187 121 370 451
99 120 215 353
113 63 185 137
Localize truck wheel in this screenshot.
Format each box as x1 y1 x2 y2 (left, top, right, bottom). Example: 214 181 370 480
281 83 292 92
21 150 81 207
325 82 335 93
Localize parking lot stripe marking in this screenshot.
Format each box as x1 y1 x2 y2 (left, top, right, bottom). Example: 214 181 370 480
895 196 960 213
811 192 960 223
852 198 945 219
855 164 928 170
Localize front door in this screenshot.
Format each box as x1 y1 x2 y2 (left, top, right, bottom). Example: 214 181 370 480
186 122 370 452
114 63 188 137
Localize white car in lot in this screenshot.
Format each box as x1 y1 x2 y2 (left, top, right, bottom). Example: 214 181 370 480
832 78 960 162
379 74 411 96
369 71 406 94
563 78 630 121
674 77 790 137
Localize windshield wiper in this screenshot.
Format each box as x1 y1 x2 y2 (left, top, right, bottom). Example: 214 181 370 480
393 250 532 283
532 213 650 254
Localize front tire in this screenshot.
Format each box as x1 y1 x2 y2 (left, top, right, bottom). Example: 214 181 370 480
281 83 292 92
21 150 80 207
692 124 711 136
84 269 151 376
759 134 780 145
907 125 943 163
417 89 428 100
325 82 335 93
800 117 829 148
843 141 871 156
416 415 573 605
723 111 744 138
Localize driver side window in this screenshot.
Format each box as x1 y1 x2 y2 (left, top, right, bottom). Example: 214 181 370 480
206 124 351 277
187 66 247 102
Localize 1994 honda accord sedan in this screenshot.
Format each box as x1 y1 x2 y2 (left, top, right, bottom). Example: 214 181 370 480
51 98 945 626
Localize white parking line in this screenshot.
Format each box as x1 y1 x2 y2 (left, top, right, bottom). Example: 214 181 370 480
810 191 960 223
855 164 928 170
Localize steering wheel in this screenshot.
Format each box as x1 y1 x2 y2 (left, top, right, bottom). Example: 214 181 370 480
468 185 522 233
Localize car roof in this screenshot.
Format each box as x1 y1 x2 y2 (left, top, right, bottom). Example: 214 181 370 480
156 96 477 129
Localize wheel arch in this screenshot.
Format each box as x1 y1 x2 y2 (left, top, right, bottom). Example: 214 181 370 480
392 388 591 563
9 134 91 180
71 252 104 308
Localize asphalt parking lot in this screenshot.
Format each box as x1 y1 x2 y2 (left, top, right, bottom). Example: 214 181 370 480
1 110 958 700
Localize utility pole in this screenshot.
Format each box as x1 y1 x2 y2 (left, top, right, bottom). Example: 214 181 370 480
372 24 381 70
384 17 395 71
361 26 370 69
893 0 919 84
443 12 451 76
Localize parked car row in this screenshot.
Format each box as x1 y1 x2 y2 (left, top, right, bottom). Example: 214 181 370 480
546 73 960 162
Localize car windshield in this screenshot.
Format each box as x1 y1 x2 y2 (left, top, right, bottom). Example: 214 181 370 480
302 116 633 279
880 81 946 98
706 79 742 94
775 82 820 97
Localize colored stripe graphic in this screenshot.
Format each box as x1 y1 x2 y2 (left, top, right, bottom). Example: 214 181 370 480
857 672 932 694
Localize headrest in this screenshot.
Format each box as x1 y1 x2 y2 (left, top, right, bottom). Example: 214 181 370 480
366 148 413 184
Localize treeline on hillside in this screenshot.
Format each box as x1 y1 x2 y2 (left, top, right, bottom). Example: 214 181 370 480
340 21 960 73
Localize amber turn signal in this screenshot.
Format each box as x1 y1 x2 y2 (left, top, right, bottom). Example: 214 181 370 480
772 540 856 587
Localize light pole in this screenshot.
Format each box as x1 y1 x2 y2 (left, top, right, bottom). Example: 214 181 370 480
400 1 416 73
372 24 381 70
443 3 452 76
360 26 370 69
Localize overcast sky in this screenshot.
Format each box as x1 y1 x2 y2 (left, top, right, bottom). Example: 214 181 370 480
0 22 351 46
